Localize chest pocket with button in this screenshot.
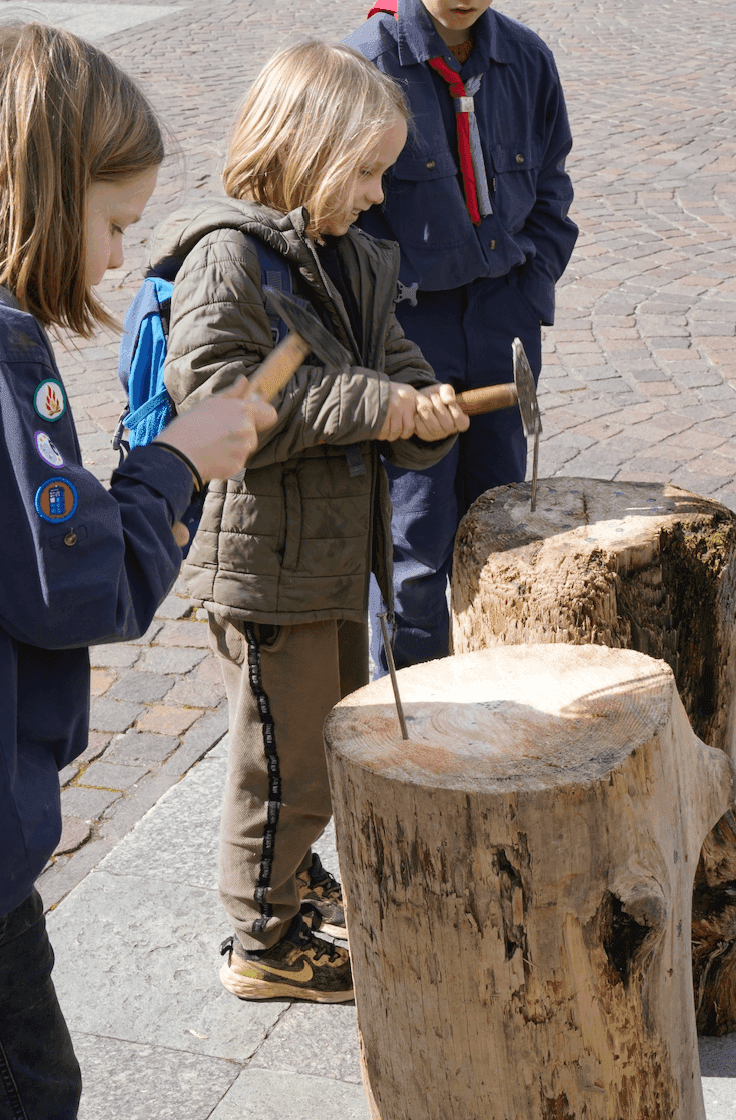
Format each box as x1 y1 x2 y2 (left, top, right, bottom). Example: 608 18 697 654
384 149 475 251
489 143 541 234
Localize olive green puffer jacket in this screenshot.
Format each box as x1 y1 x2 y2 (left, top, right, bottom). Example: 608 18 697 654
147 199 455 625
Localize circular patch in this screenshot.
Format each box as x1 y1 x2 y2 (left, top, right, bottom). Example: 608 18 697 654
34 477 78 524
34 379 66 422
34 431 65 468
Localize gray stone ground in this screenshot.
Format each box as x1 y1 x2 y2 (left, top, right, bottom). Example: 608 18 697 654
10 0 735 1112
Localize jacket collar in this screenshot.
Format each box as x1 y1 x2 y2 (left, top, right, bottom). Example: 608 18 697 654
397 0 508 71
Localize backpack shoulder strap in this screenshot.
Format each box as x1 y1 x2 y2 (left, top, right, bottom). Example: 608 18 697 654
250 237 293 345
118 276 173 394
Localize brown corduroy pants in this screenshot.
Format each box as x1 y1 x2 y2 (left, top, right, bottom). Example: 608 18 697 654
208 614 368 950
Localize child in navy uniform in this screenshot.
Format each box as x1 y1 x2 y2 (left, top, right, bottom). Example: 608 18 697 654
0 23 274 1118
345 0 578 673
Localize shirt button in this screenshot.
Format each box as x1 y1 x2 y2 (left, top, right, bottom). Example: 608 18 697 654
426 159 436 169
64 531 77 547
516 153 525 164
488 240 496 250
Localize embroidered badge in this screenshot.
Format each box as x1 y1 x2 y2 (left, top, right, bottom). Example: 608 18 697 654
35 477 78 524
34 379 66 422
34 431 65 468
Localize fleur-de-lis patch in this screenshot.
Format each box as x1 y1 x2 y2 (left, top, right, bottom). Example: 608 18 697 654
34 379 67 422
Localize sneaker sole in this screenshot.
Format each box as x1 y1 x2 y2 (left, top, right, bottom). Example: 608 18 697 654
220 961 354 1003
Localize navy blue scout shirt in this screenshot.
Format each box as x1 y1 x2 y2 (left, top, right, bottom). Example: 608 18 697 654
344 0 578 324
0 293 193 916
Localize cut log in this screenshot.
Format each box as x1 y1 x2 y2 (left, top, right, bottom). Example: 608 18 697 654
451 478 736 1035
324 645 733 1120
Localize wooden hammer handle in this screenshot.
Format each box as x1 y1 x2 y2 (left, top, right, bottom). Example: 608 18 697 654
249 332 311 402
455 383 518 416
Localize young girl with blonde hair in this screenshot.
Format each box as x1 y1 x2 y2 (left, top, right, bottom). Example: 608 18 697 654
0 22 274 1116
148 38 468 1004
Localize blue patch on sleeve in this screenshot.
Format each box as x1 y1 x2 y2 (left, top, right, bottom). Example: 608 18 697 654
34 477 79 523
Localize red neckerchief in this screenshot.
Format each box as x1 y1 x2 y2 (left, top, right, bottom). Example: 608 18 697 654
427 56 484 224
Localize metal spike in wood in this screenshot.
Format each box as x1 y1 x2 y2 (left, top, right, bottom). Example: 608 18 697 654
377 612 409 740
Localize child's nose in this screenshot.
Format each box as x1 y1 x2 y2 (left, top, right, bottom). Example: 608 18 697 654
109 244 124 271
366 176 384 205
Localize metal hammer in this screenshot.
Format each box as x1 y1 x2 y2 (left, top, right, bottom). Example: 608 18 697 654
455 338 542 511
248 287 352 401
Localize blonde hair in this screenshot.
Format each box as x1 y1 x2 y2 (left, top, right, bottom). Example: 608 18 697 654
223 40 408 236
0 22 164 337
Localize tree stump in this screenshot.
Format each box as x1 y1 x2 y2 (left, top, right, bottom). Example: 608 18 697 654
324 645 733 1120
451 478 736 1035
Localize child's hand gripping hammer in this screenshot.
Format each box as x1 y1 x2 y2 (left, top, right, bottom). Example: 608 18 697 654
455 338 543 511
260 289 542 511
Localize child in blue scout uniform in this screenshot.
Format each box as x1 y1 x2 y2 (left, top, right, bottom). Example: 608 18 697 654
345 0 578 672
0 23 275 1118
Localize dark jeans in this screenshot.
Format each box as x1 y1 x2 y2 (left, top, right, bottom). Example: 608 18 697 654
0 891 81 1120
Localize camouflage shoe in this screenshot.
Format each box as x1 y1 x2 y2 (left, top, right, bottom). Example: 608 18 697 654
219 916 353 1003
296 852 347 939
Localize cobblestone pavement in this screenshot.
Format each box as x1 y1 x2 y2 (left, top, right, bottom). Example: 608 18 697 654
14 0 736 1113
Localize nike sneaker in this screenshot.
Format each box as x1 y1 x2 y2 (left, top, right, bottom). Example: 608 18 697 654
219 915 353 1002
296 852 347 939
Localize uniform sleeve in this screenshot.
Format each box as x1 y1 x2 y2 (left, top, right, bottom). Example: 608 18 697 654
164 230 401 469
517 56 578 325
0 314 194 650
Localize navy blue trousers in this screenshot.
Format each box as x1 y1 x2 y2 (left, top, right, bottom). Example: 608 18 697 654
370 274 542 674
0 891 81 1120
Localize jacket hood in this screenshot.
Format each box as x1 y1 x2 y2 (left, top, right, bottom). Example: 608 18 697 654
146 197 312 278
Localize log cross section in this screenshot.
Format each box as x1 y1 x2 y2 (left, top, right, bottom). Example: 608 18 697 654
325 645 732 1120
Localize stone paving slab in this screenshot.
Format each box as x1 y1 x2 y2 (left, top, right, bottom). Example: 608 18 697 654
209 1069 371 1120
71 1032 240 1120
47 869 289 1061
16 2 185 42
47 745 364 1117
99 752 224 889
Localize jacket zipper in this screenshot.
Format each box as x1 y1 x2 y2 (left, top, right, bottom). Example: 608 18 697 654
301 236 363 364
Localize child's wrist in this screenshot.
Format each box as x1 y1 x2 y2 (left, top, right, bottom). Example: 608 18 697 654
153 440 204 494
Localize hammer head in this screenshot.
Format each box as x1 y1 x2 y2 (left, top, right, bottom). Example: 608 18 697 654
512 337 542 437
264 286 352 373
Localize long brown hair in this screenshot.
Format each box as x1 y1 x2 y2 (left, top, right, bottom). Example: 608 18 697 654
0 22 164 337
223 40 408 237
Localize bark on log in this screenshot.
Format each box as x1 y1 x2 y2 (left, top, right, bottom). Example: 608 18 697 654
451 478 736 1035
324 645 733 1120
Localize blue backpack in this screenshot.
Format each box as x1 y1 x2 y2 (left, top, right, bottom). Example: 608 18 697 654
114 237 293 552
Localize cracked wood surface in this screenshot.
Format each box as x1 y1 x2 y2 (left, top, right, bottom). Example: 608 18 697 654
452 478 736 1035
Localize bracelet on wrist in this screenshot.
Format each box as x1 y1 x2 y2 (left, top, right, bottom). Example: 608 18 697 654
154 441 204 495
